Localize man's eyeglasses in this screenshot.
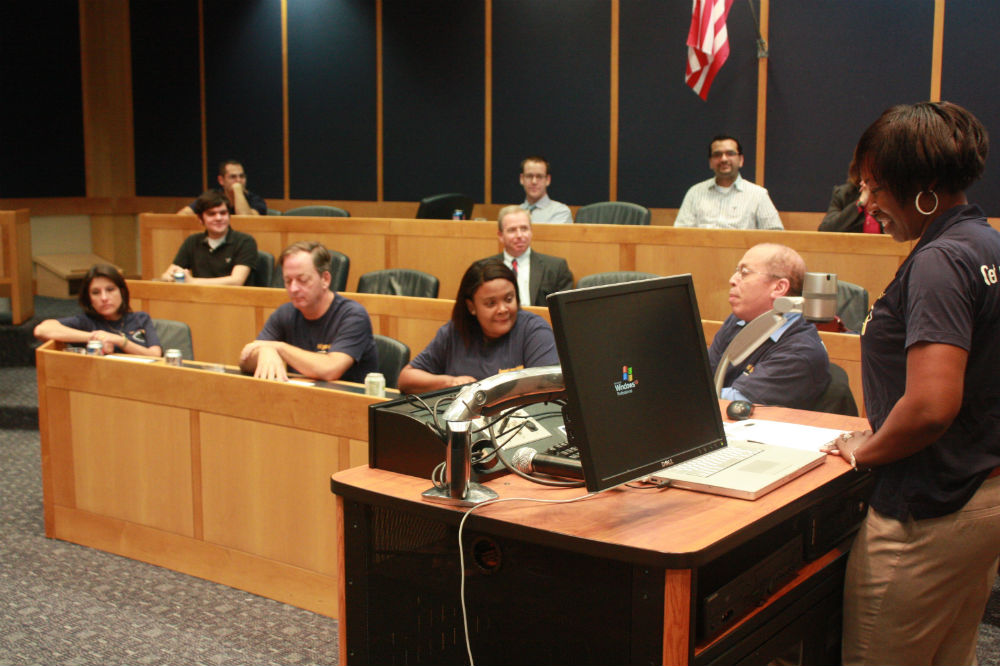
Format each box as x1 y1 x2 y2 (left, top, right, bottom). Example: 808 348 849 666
711 150 740 159
732 265 784 281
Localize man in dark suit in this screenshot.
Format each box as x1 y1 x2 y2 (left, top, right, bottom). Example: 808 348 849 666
485 205 574 307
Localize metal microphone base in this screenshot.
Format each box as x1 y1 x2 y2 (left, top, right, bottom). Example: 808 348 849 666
421 482 498 507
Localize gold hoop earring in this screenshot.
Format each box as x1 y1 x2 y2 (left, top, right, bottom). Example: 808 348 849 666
915 190 939 216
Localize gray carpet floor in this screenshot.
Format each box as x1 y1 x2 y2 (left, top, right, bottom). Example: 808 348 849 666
0 366 339 666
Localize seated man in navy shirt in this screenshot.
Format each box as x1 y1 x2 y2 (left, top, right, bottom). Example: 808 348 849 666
160 190 258 285
708 242 830 410
177 159 266 216
239 241 378 383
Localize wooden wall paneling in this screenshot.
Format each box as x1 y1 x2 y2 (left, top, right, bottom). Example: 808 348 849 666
41 385 77 516
199 414 340 575
80 0 138 273
37 343 381 617
70 392 194 536
0 209 34 324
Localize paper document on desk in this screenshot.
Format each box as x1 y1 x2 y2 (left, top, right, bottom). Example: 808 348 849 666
104 355 158 364
724 419 847 452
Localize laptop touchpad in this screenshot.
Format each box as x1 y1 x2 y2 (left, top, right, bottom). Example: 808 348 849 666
741 460 783 474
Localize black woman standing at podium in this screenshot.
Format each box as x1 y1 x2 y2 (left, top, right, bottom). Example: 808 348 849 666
822 101 1000 665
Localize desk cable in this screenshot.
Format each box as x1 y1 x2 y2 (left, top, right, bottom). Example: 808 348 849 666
456 492 599 666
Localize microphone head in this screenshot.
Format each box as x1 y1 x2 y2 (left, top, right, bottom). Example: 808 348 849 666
802 272 838 322
510 446 537 473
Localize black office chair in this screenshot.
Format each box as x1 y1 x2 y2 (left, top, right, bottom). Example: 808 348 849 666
415 193 475 220
837 280 869 333
283 205 350 217
356 269 440 298
248 250 276 287
574 201 651 225
576 271 658 289
151 318 194 360
327 250 350 291
373 334 410 390
811 363 858 416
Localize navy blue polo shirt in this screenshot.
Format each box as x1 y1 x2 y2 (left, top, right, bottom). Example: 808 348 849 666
862 204 1000 520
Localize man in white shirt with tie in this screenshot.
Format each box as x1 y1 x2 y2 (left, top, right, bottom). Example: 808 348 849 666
518 156 573 223
485 206 574 307
674 136 783 230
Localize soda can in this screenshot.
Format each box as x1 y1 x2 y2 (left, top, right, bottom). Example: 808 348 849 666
173 270 185 283
365 372 386 397
86 340 103 356
165 349 183 366
452 209 464 220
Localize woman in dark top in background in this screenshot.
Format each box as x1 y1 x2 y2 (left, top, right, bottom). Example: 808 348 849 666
397 259 558 394
34 264 162 357
822 101 1000 665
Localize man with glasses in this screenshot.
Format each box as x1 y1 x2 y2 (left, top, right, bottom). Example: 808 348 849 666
177 159 267 216
518 156 573 223
708 243 830 409
674 136 783 229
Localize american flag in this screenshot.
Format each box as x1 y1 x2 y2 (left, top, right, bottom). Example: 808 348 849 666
685 0 734 101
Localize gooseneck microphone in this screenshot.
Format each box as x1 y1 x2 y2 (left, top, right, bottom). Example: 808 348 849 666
511 447 584 479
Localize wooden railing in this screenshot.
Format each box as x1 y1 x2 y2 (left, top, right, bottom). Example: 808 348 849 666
0 209 34 324
139 213 910 324
127 281 865 416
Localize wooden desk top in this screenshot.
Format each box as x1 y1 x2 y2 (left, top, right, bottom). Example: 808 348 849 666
332 405 869 569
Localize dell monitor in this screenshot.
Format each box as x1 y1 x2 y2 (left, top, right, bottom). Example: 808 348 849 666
547 274 726 493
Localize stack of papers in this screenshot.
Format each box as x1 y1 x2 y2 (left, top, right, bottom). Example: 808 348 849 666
724 419 847 452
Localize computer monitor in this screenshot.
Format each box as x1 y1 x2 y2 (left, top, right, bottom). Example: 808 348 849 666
547 274 726 493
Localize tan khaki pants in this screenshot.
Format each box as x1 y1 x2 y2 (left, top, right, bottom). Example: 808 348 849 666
843 475 1000 665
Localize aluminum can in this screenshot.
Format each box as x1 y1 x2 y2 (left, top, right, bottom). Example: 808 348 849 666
86 340 103 356
365 372 386 397
165 349 183 366
173 270 185 283
452 209 464 220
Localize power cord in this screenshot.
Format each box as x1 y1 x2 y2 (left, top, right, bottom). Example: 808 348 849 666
456 492 599 666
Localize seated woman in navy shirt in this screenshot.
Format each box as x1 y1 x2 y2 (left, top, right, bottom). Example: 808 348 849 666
397 258 559 394
34 264 162 357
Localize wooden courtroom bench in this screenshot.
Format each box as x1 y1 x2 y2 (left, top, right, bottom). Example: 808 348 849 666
139 213 909 324
0 209 34 324
36 340 383 618
127 281 865 417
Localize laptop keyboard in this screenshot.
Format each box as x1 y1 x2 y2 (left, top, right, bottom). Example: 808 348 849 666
544 441 580 459
544 441 761 478
668 445 759 478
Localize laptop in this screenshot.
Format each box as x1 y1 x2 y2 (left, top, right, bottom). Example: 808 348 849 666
546 274 825 500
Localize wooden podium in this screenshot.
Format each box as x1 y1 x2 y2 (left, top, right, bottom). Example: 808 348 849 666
332 407 871 665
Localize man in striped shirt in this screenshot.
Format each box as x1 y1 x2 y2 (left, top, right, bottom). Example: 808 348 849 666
674 135 783 230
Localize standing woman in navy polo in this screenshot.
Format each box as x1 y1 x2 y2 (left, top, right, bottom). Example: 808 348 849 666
34 264 162 357
822 102 1000 664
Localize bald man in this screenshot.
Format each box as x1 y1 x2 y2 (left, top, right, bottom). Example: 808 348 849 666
708 243 830 409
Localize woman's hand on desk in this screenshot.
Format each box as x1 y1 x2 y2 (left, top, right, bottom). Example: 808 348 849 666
820 429 873 470
89 330 124 355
